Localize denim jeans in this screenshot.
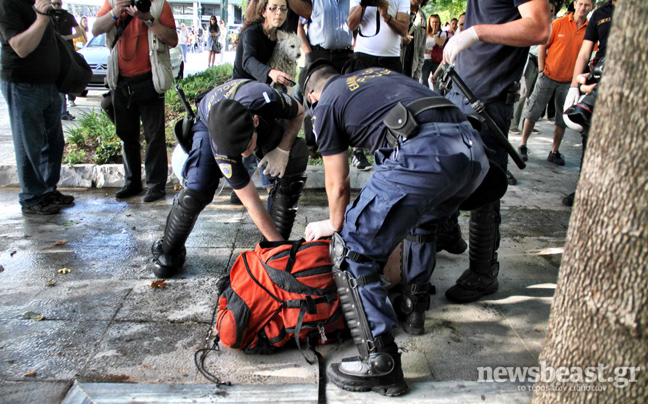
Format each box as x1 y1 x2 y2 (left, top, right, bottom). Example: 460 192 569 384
242 154 273 189
1 80 64 206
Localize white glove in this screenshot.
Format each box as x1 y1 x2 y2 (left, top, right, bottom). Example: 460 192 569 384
258 147 290 178
519 78 527 98
443 27 479 65
305 220 336 242
563 87 580 112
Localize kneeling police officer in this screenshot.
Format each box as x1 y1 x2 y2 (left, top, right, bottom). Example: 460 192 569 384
152 80 308 278
302 61 489 396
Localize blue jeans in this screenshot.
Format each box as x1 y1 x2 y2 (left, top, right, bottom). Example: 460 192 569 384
1 80 64 206
180 44 187 62
242 154 273 189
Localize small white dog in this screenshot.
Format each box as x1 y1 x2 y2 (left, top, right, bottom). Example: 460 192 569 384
268 30 302 96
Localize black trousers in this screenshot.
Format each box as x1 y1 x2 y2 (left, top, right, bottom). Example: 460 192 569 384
112 73 168 189
343 52 403 74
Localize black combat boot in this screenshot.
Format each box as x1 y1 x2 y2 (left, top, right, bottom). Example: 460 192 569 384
327 338 407 396
152 188 210 278
268 174 307 240
446 202 500 303
394 283 434 335
436 215 467 254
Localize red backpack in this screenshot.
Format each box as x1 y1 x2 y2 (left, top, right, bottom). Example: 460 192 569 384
215 239 346 354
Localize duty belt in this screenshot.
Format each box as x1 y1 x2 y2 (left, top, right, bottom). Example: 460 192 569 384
383 96 459 148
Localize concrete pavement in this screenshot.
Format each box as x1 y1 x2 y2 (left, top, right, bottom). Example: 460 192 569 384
0 51 584 403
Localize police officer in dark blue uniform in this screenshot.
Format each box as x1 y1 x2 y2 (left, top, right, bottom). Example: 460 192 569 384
440 0 551 303
302 62 489 396
152 80 308 278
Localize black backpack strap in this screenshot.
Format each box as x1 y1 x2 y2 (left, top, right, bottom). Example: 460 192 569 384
285 238 305 274
294 304 327 404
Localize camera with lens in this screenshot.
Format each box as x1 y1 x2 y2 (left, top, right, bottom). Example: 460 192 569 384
584 58 604 86
132 0 151 13
564 58 604 132
360 0 382 7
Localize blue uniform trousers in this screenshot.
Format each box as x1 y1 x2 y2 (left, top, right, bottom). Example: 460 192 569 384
182 121 308 198
339 122 489 337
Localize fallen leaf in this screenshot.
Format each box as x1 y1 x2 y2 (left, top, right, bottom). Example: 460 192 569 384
62 221 78 227
24 371 37 377
10 250 17 257
173 184 183 191
131 226 136 230
535 328 543 332
0 265 4 272
46 280 57 287
151 280 170 289
57 268 71 274
53 241 67 246
7 360 14 364
22 312 45 321
125 214 131 217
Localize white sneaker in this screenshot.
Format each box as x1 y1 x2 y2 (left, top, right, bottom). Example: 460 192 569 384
68 101 76 107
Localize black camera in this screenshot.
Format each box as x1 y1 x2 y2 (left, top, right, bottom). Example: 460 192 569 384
584 58 604 86
360 0 382 7
132 0 151 13
564 58 604 132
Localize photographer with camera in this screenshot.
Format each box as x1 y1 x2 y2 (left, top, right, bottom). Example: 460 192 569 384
0 0 76 214
561 0 615 207
93 0 178 203
346 0 408 73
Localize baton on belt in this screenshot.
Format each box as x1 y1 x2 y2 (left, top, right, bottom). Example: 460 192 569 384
439 64 526 170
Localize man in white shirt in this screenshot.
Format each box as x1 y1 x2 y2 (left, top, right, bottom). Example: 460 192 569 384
346 0 409 72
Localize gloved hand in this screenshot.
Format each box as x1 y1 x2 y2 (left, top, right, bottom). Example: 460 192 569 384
443 27 479 65
563 87 581 112
305 220 336 241
259 147 290 178
519 78 527 98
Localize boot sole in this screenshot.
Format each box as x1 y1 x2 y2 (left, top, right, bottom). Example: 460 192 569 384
445 281 499 304
327 365 408 397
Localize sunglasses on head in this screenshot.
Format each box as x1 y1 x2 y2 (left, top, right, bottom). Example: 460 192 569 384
52 2 62 5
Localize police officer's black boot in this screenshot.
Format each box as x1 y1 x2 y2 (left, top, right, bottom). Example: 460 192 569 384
327 233 408 397
436 215 467 254
268 174 307 240
445 202 500 303
152 188 210 278
394 282 433 335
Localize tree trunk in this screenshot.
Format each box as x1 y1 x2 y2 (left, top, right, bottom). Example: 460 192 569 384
532 1 648 402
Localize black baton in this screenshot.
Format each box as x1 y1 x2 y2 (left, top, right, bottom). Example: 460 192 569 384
175 84 195 121
440 64 526 170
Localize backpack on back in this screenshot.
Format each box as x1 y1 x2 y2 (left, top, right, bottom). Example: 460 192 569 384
215 239 346 354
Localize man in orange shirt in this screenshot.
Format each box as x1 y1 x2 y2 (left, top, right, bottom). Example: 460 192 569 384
93 0 178 202
517 0 592 166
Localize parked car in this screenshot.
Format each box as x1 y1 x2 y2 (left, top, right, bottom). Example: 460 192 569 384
76 34 184 95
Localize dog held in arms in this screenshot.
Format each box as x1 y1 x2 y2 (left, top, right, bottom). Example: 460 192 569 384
268 31 301 96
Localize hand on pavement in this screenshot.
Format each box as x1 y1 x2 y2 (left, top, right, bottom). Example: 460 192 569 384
259 147 290 178
305 220 336 242
443 27 479 65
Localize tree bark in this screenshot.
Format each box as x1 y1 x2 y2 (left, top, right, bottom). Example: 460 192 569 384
532 0 648 402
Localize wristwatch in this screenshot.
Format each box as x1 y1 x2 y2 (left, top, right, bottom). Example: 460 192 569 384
145 17 155 27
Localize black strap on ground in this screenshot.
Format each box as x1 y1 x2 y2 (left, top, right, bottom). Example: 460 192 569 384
294 305 327 404
194 333 232 387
